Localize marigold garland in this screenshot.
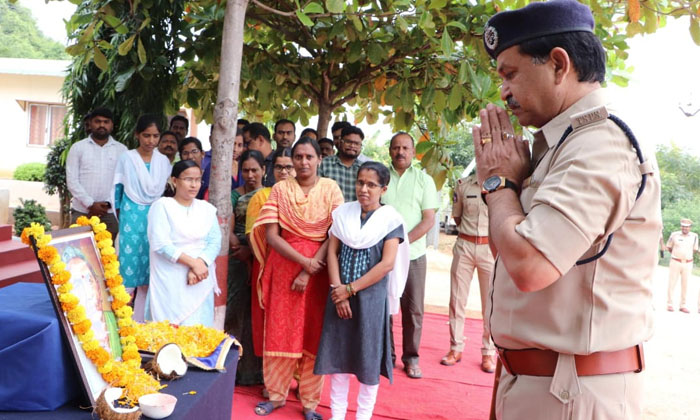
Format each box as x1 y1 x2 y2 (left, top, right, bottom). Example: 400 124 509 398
133 321 228 358
22 218 163 405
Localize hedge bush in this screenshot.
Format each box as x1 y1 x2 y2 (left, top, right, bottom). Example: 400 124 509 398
13 199 52 237
13 163 46 182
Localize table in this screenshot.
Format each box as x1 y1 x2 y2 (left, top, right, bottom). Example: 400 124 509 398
0 283 238 420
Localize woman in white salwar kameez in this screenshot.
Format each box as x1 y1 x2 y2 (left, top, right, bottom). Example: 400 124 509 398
146 160 221 326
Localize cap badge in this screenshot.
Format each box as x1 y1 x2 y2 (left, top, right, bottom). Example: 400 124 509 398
484 25 499 51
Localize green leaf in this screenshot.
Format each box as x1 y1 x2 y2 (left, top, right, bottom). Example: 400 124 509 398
401 82 413 111
396 16 408 33
643 7 657 34
118 35 136 56
350 15 363 32
626 22 643 37
367 43 386 65
65 43 85 56
446 21 468 32
93 47 108 71
137 37 147 64
421 85 436 108
114 67 136 92
326 0 345 14
415 140 433 155
98 40 113 50
102 14 122 30
303 2 324 14
139 17 152 32
441 30 454 56
458 61 468 84
329 21 345 39
296 11 314 27
691 18 700 46
448 86 462 111
428 0 447 10
347 41 363 63
434 90 447 112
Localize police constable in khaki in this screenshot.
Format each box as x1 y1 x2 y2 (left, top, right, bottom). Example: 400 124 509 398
474 1 661 418
666 218 698 313
441 174 496 372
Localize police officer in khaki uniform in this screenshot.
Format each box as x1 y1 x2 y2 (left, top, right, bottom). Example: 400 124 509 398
666 218 698 313
441 174 496 372
474 1 661 418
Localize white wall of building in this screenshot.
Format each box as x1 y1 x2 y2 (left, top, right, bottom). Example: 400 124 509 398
0 72 66 176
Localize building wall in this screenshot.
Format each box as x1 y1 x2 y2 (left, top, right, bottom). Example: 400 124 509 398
0 73 65 177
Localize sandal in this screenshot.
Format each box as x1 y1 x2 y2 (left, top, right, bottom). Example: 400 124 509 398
303 410 323 420
254 401 284 416
404 363 423 379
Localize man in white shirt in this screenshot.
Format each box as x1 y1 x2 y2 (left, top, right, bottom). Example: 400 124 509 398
66 108 128 238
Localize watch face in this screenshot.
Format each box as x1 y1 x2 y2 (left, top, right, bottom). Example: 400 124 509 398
483 176 502 192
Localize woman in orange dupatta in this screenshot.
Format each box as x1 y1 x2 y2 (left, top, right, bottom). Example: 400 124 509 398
246 147 294 357
251 138 343 420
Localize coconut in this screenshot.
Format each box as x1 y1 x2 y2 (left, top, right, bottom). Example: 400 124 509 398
94 387 141 420
145 343 188 380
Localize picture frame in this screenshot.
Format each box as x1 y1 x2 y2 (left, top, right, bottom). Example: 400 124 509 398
32 225 122 406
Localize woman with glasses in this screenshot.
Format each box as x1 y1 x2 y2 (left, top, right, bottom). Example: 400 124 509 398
226 149 266 384
146 160 221 326
251 137 343 419
163 137 205 198
112 114 172 321
314 162 409 420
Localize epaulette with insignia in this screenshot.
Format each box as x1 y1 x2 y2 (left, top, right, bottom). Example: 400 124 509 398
570 105 608 131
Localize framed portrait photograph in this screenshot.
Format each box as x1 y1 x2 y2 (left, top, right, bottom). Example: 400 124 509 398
36 225 122 405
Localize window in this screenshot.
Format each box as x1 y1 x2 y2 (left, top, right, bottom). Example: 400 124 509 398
28 103 67 146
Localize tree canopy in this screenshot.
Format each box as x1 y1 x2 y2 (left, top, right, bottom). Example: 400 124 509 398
60 0 700 187
0 0 68 59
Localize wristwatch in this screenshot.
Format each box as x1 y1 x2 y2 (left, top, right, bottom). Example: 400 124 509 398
481 176 519 204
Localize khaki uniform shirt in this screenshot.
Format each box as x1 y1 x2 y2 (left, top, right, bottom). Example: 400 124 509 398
452 175 489 237
667 231 698 260
487 89 662 356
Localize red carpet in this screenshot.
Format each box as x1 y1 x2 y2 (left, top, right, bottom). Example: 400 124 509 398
232 313 494 420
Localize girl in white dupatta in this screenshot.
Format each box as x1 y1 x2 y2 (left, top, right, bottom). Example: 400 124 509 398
112 115 171 321
314 162 409 420
146 160 221 326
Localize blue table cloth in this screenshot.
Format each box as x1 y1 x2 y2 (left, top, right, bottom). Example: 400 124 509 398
0 283 239 419
0 283 81 411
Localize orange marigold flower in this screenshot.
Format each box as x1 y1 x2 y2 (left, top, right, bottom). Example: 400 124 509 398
37 247 58 262
52 270 71 285
112 299 126 310
122 349 140 362
73 319 92 335
85 349 100 362
94 348 111 366
76 216 89 225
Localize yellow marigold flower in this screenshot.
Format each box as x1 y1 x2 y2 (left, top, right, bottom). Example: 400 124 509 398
88 216 100 226
101 246 116 256
77 329 95 344
58 292 78 305
69 223 79 228
76 216 89 225
67 306 87 324
94 223 108 233
49 261 66 275
117 317 133 328
35 235 52 248
57 283 73 294
115 305 133 319
95 231 110 242
98 360 113 374
47 253 61 266
98 238 113 249
83 339 100 352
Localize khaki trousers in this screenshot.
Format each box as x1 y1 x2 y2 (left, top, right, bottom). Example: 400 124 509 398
495 369 644 419
667 259 692 308
449 238 495 355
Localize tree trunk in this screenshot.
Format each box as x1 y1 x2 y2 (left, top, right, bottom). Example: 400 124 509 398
59 191 71 228
316 101 332 139
209 0 249 330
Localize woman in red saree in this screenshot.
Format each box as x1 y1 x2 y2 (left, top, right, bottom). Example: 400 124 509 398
251 137 343 420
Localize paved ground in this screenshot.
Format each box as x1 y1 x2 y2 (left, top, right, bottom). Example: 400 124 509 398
3 179 697 418
430 233 699 420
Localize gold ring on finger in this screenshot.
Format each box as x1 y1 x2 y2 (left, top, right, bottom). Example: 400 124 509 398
502 132 515 141
481 135 492 145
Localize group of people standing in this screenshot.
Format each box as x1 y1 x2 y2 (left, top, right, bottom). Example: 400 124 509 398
66 106 442 420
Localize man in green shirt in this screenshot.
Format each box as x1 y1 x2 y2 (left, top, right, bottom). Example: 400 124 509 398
382 132 439 379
